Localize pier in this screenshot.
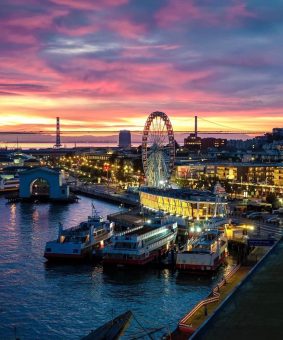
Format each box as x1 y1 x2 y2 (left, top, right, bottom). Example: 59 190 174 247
70 183 139 207
172 240 280 339
107 209 144 230
190 238 283 339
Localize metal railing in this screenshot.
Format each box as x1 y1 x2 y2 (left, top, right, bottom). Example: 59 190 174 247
178 264 241 333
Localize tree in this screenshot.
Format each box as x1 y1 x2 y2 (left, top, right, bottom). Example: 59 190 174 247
266 193 280 209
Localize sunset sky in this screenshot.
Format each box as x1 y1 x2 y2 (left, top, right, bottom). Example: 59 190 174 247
0 0 283 135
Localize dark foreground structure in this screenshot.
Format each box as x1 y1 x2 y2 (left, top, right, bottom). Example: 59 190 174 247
81 310 132 340
192 238 283 340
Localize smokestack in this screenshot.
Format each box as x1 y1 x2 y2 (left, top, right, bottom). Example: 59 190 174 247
194 115 198 138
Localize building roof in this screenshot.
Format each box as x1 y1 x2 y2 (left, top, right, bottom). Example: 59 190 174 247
19 167 60 176
139 187 222 203
23 158 40 163
175 161 283 167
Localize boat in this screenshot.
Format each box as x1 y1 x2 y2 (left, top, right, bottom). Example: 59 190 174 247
176 228 228 273
81 310 133 340
0 177 19 193
102 215 177 266
44 205 114 261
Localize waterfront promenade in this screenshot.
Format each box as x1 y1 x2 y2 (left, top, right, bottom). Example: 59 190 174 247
172 246 269 339
69 182 139 207
191 238 283 339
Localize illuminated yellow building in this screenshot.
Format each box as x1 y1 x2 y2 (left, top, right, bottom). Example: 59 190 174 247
139 188 227 220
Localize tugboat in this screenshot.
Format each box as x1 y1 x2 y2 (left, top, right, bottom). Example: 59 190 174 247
44 205 114 261
176 228 228 273
102 215 177 266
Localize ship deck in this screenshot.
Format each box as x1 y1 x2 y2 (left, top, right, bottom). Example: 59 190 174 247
126 226 154 236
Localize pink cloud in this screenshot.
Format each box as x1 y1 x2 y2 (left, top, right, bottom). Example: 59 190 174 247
2 8 68 30
50 0 128 10
107 19 146 39
155 0 256 28
226 2 256 23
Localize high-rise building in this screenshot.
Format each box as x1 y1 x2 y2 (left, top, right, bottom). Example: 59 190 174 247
118 130 131 148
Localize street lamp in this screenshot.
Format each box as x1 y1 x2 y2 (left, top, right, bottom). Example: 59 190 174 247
103 163 110 194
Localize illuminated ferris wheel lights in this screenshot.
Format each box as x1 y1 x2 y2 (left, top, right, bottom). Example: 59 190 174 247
142 111 175 188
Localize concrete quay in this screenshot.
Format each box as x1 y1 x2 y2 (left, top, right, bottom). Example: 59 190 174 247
170 246 272 340
70 183 139 207
186 239 283 340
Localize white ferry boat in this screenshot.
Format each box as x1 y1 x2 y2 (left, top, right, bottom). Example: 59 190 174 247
0 177 19 192
176 228 228 273
44 206 114 261
103 216 177 266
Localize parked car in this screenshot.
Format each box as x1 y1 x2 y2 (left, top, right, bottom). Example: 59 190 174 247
246 212 262 219
266 216 280 223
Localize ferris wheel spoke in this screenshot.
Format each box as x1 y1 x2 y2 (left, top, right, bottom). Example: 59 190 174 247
159 131 167 146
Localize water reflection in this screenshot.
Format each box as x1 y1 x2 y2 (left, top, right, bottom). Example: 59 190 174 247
0 196 214 340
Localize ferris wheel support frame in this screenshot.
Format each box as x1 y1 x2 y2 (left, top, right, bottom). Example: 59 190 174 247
142 111 175 187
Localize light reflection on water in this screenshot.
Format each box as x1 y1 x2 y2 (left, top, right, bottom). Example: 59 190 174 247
0 195 228 339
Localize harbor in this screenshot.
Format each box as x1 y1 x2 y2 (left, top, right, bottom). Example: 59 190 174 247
1 188 280 339
1 0 283 337
0 195 229 339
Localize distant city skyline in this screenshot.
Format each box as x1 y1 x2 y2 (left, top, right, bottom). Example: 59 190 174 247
1 0 283 133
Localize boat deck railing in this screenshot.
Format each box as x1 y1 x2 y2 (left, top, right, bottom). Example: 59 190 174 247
105 231 176 255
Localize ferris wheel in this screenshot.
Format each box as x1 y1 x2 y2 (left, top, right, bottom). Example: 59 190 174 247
142 111 175 187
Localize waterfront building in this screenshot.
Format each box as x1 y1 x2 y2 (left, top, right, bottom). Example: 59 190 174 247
175 162 283 186
201 137 227 150
118 130 131 148
19 167 70 200
139 187 227 221
184 134 201 151
0 155 14 170
175 161 283 198
23 158 40 167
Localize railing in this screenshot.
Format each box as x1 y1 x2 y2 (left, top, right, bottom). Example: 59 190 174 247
114 225 143 237
178 264 241 333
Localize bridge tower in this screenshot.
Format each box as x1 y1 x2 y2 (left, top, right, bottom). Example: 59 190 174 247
54 117 62 148
194 115 198 137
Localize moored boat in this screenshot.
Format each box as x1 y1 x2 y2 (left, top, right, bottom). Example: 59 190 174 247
103 215 177 266
0 177 19 193
44 205 114 261
176 228 228 273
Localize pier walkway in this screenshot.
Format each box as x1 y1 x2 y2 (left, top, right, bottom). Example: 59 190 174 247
172 247 270 339
70 183 139 207
191 238 283 340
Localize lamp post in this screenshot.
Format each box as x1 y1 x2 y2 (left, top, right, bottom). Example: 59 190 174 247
103 163 110 194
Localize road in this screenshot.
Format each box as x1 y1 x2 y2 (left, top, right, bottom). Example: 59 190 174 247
232 216 283 239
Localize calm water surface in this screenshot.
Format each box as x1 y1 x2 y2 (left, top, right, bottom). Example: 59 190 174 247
0 195 228 339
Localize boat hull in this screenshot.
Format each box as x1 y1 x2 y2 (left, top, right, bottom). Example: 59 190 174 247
44 242 106 262
44 252 86 261
176 250 226 273
103 245 173 267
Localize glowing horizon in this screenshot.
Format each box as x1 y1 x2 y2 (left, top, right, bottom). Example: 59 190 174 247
0 0 282 135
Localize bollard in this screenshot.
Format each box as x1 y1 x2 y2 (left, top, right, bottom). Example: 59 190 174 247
204 305 208 316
